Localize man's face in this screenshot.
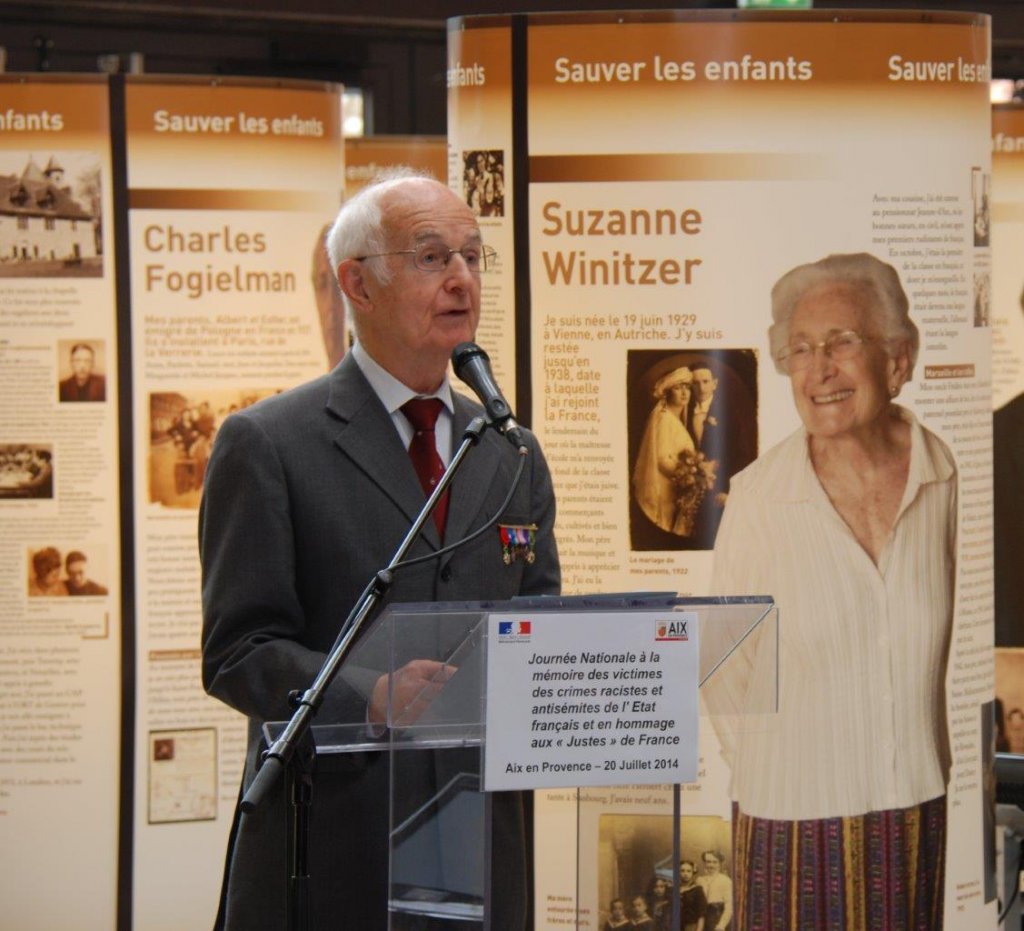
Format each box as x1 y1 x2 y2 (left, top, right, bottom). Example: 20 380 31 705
71 347 94 384
692 368 716 403
67 559 87 589
355 180 482 390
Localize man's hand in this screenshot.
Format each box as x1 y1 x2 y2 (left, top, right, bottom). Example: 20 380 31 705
369 659 457 727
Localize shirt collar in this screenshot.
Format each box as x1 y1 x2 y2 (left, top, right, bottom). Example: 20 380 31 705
777 405 953 503
351 340 454 415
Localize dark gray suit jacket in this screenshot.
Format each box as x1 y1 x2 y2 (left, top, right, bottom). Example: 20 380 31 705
200 355 560 929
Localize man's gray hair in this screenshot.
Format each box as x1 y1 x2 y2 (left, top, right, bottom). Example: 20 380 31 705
768 252 920 378
324 166 436 300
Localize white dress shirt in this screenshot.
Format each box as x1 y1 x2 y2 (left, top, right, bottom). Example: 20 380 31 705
351 341 454 464
709 406 957 820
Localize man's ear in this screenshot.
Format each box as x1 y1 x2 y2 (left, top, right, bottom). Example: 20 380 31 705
337 259 373 313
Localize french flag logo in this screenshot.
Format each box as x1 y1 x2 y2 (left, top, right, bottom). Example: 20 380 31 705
498 619 532 641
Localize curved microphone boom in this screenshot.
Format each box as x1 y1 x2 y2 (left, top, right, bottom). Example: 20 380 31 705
452 342 526 449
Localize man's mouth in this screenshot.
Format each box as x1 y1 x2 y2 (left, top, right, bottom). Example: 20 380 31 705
812 389 853 404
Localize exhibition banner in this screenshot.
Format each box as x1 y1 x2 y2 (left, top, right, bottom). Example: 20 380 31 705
991 106 1024 721
124 76 342 930
344 134 447 198
0 76 121 929
992 106 1024 408
0 74 120 929
450 11 995 928
448 22 518 406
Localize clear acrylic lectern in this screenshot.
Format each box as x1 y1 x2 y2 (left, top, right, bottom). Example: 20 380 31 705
266 593 777 931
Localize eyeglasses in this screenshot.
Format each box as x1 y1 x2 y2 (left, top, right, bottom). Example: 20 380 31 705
776 329 874 372
356 240 497 274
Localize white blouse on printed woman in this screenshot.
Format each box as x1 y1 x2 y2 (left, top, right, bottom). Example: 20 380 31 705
709 406 957 822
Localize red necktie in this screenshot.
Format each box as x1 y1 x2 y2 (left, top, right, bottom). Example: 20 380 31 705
401 398 448 538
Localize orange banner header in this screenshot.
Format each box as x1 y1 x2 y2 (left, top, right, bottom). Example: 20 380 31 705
525 19 989 95
125 79 341 142
0 77 109 141
994 105 1024 157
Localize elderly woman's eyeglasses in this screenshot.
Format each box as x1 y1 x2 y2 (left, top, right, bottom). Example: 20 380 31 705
356 239 497 274
776 330 872 372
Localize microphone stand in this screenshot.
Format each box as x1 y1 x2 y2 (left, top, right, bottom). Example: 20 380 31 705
241 415 491 931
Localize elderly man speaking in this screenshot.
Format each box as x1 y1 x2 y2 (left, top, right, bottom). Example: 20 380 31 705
200 170 560 930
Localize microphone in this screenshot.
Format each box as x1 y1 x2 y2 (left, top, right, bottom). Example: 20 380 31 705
452 342 526 449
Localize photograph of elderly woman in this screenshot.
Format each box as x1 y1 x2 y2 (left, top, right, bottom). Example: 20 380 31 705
628 348 757 551
709 252 957 930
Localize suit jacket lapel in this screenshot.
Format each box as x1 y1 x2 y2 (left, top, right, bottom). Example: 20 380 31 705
325 356 443 547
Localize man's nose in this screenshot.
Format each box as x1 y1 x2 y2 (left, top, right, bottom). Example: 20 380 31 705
443 253 475 287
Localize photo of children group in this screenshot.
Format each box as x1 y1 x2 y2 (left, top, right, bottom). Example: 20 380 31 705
599 815 733 931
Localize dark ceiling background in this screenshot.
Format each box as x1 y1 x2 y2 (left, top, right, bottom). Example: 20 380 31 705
1 0 1022 135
